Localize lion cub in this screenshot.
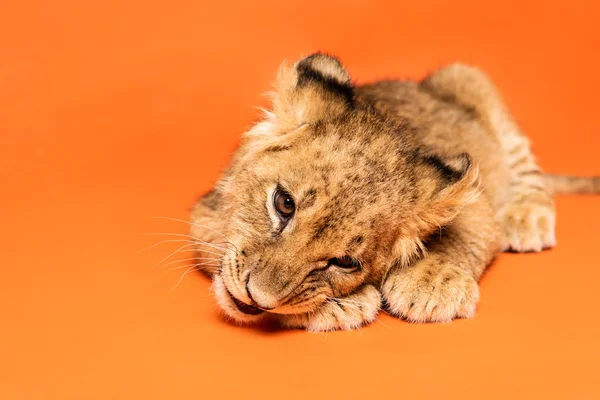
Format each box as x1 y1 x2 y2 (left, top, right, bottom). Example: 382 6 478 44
190 54 599 331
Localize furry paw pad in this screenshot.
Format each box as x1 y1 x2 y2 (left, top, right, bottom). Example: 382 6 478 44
278 285 381 332
498 202 556 252
382 263 479 323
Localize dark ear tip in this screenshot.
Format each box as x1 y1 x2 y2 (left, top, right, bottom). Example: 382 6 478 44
296 52 351 85
300 52 343 66
294 52 354 106
421 151 473 184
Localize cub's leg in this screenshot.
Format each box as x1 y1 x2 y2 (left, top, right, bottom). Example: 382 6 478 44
423 64 556 252
189 189 231 277
278 284 381 332
382 197 500 322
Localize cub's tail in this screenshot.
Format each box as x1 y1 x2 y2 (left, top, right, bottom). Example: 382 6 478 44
544 175 600 195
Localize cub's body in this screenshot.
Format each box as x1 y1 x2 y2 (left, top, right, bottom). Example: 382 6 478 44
190 54 599 331
359 80 509 211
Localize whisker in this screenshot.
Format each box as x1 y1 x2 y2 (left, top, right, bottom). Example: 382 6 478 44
151 216 238 251
155 243 198 267
155 241 229 268
138 239 194 254
159 256 221 269
144 232 232 254
166 261 221 273
192 247 229 258
169 249 218 255
170 265 213 292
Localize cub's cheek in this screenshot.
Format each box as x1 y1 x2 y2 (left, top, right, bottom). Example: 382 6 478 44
212 274 266 324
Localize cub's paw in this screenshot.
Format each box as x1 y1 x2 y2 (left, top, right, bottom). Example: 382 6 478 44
278 285 381 332
382 261 479 323
498 201 556 252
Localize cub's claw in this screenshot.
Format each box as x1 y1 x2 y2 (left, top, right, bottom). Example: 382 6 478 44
278 285 381 332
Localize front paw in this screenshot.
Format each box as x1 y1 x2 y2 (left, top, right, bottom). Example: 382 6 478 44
382 261 479 323
278 285 381 332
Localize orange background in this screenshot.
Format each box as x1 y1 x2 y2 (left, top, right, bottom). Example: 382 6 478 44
1 0 599 398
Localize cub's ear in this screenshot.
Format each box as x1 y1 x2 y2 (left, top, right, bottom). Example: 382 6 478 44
415 152 480 234
392 153 480 267
268 53 355 132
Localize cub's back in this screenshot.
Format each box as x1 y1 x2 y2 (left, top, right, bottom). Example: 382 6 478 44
357 80 511 208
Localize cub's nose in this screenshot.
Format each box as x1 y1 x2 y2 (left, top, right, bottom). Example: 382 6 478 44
246 277 279 310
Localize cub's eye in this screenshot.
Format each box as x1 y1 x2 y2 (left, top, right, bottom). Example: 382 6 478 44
274 190 295 219
328 256 360 269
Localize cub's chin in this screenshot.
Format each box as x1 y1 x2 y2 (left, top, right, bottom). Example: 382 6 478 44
212 274 266 324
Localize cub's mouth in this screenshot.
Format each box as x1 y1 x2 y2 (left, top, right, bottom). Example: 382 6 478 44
226 289 264 315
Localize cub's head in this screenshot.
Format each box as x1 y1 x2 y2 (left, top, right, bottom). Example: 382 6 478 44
205 54 479 324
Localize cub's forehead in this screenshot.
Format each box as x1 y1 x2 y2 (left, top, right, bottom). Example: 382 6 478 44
246 147 400 201
235 113 415 203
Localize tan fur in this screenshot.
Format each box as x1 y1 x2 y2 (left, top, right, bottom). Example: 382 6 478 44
190 54 599 331
544 174 600 194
